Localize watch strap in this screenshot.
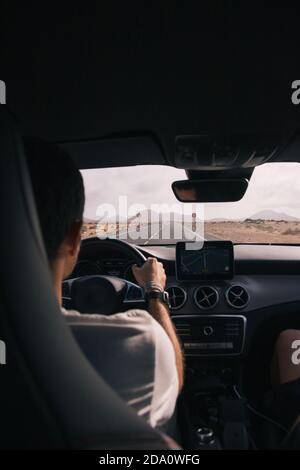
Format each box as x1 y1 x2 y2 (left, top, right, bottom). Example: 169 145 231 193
144 290 170 307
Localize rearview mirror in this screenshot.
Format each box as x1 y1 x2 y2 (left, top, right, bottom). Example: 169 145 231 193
172 179 249 203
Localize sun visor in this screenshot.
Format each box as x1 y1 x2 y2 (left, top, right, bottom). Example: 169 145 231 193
59 135 166 169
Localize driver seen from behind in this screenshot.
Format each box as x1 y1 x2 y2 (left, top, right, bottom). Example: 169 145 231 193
25 139 184 430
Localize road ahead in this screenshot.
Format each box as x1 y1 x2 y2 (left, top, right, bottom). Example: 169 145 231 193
106 221 220 245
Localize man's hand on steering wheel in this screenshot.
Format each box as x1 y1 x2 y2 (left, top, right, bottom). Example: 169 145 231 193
132 257 167 292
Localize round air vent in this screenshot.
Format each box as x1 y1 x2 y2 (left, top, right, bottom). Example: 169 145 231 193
166 286 187 310
226 285 250 310
194 286 219 310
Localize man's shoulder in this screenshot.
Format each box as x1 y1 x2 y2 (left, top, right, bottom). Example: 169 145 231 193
61 307 174 355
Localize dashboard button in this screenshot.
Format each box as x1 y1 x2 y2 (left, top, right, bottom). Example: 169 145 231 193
203 326 214 336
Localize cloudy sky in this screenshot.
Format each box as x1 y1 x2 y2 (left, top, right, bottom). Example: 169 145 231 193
81 162 300 221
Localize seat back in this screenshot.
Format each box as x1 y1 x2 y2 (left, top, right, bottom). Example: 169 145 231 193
0 107 173 449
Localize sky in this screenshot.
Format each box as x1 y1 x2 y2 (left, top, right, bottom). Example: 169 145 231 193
81 162 300 221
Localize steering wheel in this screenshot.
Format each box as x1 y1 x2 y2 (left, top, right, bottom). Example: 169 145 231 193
62 238 147 315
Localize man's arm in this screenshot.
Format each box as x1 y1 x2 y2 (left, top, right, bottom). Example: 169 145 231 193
132 258 184 392
148 298 184 391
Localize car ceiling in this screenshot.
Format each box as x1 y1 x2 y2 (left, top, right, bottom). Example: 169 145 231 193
3 3 300 172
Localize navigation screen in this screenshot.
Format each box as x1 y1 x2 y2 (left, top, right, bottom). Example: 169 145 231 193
176 241 234 281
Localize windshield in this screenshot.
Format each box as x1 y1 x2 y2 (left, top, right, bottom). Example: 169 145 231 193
81 163 300 245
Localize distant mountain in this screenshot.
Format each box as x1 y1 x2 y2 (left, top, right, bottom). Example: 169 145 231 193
161 211 204 223
247 210 300 222
85 210 300 224
84 209 203 224
84 210 161 224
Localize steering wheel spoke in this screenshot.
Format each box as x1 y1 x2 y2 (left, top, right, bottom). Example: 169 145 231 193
62 238 147 314
62 275 146 314
124 281 146 303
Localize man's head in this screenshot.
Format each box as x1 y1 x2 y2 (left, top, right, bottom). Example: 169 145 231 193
25 139 85 278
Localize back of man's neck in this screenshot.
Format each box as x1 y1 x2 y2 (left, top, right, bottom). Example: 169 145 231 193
50 258 65 307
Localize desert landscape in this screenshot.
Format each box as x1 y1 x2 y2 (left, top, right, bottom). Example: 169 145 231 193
81 218 300 244
81 222 127 240
204 219 300 244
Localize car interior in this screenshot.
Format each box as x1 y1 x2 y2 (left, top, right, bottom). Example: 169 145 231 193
2 3 300 450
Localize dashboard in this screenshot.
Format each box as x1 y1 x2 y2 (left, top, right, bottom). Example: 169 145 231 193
69 238 300 403
71 239 300 316
69 239 300 358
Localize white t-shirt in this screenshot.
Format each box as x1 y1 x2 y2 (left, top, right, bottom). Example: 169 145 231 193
61 308 179 429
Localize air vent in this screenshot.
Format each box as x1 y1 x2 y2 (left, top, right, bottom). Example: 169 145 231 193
226 285 250 310
166 286 187 310
194 286 219 310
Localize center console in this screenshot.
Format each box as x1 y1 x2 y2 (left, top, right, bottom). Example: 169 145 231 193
173 314 249 449
173 241 251 449
174 314 246 357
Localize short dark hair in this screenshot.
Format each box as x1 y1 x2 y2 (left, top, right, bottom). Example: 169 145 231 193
24 138 85 260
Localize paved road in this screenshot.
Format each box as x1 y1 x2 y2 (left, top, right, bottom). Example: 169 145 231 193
105 221 220 245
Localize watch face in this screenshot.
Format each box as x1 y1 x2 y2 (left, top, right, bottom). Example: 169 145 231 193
163 291 170 306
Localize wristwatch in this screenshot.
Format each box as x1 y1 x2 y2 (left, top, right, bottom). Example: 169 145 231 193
144 289 170 308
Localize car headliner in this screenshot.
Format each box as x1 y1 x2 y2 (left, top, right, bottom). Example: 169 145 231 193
3 3 300 172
